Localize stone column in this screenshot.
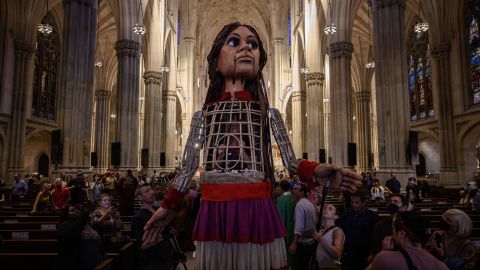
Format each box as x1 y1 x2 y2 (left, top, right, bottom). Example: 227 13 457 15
7 40 34 177
115 39 140 170
371 0 412 183
354 90 372 172
431 43 458 185
291 91 305 157
329 41 354 168
94 90 110 171
164 88 177 168
273 38 283 108
182 37 195 150
60 0 98 170
305 72 325 161
143 71 163 172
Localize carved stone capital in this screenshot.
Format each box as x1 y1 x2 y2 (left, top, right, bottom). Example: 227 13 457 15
184 37 195 43
143 71 163 85
374 0 405 9
273 38 284 45
95 89 111 99
163 90 177 102
14 40 34 56
291 91 306 102
305 72 325 86
115 39 140 58
431 42 451 59
330 41 353 59
353 91 372 101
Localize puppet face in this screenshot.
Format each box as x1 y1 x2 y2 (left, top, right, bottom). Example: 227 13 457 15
217 26 260 81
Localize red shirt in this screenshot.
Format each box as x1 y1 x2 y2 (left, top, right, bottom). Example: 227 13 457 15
51 187 70 208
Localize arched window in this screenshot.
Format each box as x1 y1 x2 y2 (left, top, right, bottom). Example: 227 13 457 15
32 16 58 121
468 0 480 105
407 21 434 121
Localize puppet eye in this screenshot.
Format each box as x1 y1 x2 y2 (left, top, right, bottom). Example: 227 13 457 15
226 37 240 47
247 40 258 49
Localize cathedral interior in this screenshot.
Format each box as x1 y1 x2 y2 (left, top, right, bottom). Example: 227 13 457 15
0 0 479 188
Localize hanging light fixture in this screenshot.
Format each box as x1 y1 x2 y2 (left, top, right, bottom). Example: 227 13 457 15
414 1 429 34
160 64 170 73
95 1 102 68
324 0 337 35
365 5 375 69
300 66 310 74
133 0 147 36
37 0 53 35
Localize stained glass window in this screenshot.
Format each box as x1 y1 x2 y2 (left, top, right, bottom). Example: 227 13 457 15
407 20 434 121
32 16 58 121
468 0 480 105
288 12 291 46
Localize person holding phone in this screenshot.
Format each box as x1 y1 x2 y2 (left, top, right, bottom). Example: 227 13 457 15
91 193 123 251
425 209 477 270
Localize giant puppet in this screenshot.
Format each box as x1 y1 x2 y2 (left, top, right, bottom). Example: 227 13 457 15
142 22 362 270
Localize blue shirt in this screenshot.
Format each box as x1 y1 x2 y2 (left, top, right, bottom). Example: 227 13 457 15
12 179 28 196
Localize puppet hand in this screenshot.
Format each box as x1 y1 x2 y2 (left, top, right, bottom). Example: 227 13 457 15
142 207 176 249
314 164 362 192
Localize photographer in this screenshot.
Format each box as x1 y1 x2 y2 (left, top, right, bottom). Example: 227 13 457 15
425 209 477 270
367 211 448 270
91 193 123 252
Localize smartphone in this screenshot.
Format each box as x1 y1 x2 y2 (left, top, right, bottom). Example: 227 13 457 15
434 233 443 246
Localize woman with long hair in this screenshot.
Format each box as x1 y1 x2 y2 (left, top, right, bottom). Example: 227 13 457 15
142 22 362 270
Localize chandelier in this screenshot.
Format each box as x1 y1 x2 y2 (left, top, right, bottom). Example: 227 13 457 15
324 0 336 35
300 67 310 74
133 24 147 36
414 2 429 34
365 61 375 69
160 64 170 73
94 60 103 67
37 0 53 35
133 1 147 36
365 6 375 69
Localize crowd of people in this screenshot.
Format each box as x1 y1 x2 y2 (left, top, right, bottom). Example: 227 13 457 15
1 168 478 270
273 172 478 270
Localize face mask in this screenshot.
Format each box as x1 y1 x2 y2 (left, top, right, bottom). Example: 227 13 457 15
439 218 451 231
387 203 399 215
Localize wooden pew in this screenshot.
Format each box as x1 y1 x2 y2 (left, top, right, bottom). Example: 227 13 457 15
0 253 57 270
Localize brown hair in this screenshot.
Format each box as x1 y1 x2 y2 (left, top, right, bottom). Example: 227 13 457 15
204 22 274 183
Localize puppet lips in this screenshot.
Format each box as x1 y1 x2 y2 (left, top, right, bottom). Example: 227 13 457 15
236 56 254 63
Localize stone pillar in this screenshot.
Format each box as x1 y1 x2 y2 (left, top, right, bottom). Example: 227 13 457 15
371 0 412 183
291 91 305 157
182 37 195 150
165 38 177 168
431 43 458 185
7 40 34 178
115 39 140 170
305 72 325 161
164 88 177 168
329 41 354 168
60 0 98 170
273 38 283 108
354 90 372 172
94 90 110 171
143 71 163 172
